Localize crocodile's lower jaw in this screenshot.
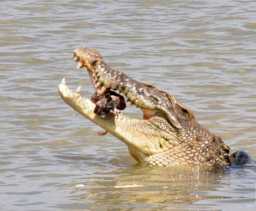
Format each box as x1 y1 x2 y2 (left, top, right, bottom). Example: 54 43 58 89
58 78 171 164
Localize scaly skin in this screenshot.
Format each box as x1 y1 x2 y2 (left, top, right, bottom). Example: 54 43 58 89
73 48 182 129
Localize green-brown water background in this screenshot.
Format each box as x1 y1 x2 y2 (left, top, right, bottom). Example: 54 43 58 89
0 0 256 210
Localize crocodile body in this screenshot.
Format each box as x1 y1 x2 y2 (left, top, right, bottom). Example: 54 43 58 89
62 47 251 170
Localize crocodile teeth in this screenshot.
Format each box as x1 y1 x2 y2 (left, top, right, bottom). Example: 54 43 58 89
76 86 82 93
61 77 66 85
76 61 83 69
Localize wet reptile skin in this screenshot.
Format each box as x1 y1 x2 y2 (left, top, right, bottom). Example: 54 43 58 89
72 47 239 169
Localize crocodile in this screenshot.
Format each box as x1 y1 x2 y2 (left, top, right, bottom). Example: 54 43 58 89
58 47 250 170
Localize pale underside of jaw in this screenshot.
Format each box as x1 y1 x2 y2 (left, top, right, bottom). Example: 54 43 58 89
58 78 168 155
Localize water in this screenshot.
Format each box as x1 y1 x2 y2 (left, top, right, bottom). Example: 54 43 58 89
0 0 256 210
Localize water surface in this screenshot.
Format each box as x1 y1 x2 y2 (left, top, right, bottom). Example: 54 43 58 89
0 0 256 210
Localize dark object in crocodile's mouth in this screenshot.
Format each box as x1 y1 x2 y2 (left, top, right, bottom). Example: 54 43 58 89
73 50 128 118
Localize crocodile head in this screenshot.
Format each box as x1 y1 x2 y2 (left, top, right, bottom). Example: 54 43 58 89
58 47 234 170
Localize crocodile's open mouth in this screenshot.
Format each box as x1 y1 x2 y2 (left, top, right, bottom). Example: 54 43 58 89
58 49 177 163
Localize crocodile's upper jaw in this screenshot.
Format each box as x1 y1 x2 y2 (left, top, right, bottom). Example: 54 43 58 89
72 48 174 126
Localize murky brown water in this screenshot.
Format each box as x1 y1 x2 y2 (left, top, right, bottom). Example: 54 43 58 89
1 0 256 210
